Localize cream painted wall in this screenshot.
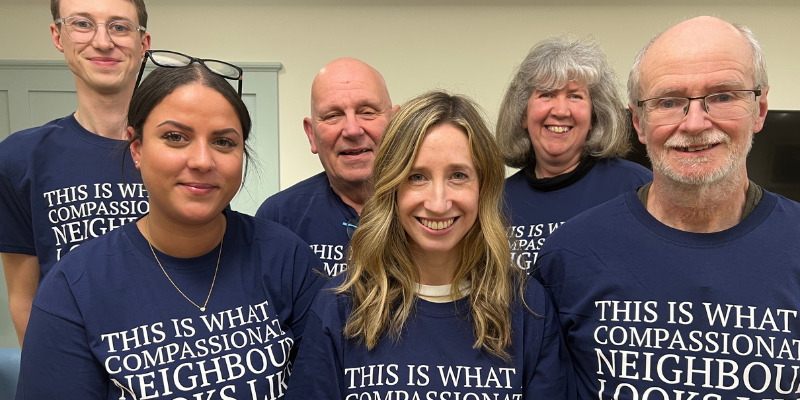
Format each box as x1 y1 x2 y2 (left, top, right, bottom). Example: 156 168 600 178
1 3 798 190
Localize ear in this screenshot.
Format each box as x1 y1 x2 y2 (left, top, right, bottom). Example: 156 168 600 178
51 24 64 53
140 32 152 56
751 86 769 134
303 117 318 154
128 126 142 169
629 103 646 144
390 104 400 117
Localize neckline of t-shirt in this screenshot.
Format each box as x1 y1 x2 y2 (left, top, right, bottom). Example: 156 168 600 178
414 295 471 317
124 210 239 271
321 173 361 221
65 113 130 150
624 189 777 247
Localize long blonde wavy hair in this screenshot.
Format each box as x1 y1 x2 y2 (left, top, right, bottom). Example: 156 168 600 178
338 91 523 360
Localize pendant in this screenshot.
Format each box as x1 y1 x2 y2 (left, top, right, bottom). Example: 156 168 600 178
200 307 206 312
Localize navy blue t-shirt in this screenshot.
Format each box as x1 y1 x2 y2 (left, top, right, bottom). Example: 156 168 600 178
286 275 575 399
0 114 147 277
256 172 357 277
535 190 800 399
504 158 650 270
19 210 325 399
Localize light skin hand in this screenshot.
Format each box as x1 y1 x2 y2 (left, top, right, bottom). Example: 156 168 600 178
2 253 40 346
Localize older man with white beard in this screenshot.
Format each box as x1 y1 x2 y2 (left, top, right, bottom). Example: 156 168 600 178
534 16 800 399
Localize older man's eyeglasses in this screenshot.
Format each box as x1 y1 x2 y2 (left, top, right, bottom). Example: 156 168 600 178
54 16 145 47
343 218 359 239
637 89 761 126
135 50 243 97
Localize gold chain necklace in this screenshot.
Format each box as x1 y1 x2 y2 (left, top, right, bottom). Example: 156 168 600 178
145 217 222 312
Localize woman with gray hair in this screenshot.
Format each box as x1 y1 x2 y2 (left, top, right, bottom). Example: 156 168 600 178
497 36 651 270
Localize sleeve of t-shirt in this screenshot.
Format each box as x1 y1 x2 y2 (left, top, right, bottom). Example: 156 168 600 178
532 235 569 308
282 235 327 346
0 170 35 254
523 278 577 399
284 279 346 400
18 270 107 399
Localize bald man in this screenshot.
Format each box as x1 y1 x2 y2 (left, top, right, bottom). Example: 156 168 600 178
534 16 800 398
256 58 397 277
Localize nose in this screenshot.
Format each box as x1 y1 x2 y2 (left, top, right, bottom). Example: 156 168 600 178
187 143 216 171
551 96 571 117
90 25 114 50
424 180 451 215
681 98 712 134
341 112 365 138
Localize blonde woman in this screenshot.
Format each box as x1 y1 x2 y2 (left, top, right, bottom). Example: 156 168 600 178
287 91 574 399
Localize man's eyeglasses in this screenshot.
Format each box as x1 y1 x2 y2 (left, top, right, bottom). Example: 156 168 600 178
135 50 243 97
54 15 145 47
343 218 359 239
637 89 761 126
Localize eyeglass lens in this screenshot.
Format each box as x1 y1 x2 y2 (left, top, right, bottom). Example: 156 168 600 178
149 52 241 80
202 61 242 80
343 219 359 239
60 16 141 47
136 51 243 97
149 52 193 67
644 91 756 125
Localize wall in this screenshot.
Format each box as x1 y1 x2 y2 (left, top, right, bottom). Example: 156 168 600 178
0 0 798 347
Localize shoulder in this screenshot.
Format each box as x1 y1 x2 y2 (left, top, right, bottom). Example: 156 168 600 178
45 224 131 279
256 172 330 217
263 172 330 203
754 190 800 229
229 210 310 247
2 116 71 143
767 190 800 212
519 277 551 313
504 169 526 183
544 192 634 245
514 278 561 339
0 117 71 165
593 158 652 181
503 170 536 204
503 169 528 190
227 211 325 280
309 274 351 321
34 226 130 317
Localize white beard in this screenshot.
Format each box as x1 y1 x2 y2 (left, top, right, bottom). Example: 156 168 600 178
647 128 753 187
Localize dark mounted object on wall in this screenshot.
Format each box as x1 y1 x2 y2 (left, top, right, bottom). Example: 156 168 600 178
624 109 800 202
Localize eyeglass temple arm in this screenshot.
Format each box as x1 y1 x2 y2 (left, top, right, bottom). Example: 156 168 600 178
134 58 148 91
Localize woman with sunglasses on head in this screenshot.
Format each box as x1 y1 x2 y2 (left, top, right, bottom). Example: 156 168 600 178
18 56 324 399
285 91 575 400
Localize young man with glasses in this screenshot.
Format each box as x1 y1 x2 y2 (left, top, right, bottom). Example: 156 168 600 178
256 58 397 278
0 0 150 345
534 16 800 398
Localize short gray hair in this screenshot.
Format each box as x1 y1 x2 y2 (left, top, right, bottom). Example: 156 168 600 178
496 36 630 169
